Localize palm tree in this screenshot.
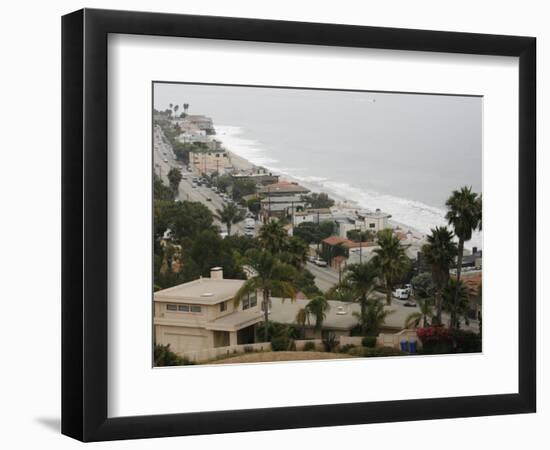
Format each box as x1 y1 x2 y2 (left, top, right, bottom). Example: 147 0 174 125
258 220 288 254
183 103 189 115
404 298 434 329
233 249 296 342
169 103 173 116
306 296 330 331
353 299 394 336
342 262 379 333
167 167 182 196
421 226 458 324
442 278 470 329
174 104 179 117
282 236 308 269
445 186 482 328
295 308 309 339
372 229 410 306
215 203 245 236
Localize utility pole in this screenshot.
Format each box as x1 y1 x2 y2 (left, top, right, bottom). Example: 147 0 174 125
359 237 363 264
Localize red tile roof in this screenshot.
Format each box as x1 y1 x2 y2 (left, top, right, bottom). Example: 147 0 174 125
322 236 348 246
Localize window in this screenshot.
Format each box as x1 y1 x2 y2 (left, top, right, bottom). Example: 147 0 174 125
166 303 200 313
220 301 227 312
243 292 257 310
369 223 376 228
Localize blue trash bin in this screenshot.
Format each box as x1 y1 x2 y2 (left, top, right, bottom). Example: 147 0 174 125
400 340 408 352
409 340 417 354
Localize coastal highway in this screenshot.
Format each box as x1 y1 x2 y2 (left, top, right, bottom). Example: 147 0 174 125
153 125 252 236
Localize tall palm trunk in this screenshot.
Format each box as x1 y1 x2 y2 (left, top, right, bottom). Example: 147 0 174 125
385 279 392 306
434 289 443 325
262 289 270 342
360 294 367 334
452 239 464 329
226 222 232 236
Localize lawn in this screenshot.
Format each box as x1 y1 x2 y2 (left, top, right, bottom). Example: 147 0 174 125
208 351 354 364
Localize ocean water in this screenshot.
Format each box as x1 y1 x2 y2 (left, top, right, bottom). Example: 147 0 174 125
154 84 483 249
214 124 482 250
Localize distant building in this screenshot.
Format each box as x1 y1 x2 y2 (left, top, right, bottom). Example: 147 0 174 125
154 268 263 356
189 150 231 175
185 115 215 134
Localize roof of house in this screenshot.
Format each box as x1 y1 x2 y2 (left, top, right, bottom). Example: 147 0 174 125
358 209 392 219
268 297 358 330
259 181 310 195
204 309 264 332
341 240 377 249
154 278 245 305
322 236 349 246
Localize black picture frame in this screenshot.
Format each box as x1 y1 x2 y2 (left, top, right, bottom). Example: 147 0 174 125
62 8 536 442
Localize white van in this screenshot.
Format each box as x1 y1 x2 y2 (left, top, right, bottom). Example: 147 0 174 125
392 288 410 300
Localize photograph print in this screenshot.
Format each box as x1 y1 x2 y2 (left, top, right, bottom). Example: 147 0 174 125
152 82 482 367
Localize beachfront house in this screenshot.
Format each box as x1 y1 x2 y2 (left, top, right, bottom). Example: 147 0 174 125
259 180 310 221
321 236 380 268
154 268 263 357
292 208 333 226
231 171 280 187
357 209 392 232
336 208 392 238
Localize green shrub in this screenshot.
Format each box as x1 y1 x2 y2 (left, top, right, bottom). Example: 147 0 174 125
303 341 316 351
362 336 377 348
271 335 292 351
340 344 356 354
154 344 195 366
322 335 339 353
450 329 482 353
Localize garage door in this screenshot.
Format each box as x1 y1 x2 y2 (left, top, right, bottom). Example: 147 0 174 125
166 333 206 353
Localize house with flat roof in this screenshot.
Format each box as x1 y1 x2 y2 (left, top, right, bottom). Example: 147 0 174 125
259 180 310 197
154 267 263 356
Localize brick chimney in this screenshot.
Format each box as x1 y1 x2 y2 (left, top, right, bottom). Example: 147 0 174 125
210 267 223 280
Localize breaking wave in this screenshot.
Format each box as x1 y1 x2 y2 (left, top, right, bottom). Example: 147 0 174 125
214 125 482 250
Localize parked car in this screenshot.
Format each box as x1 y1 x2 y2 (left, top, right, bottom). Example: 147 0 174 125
313 258 328 267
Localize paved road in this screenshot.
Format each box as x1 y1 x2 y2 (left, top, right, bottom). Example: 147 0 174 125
153 125 254 236
305 262 341 292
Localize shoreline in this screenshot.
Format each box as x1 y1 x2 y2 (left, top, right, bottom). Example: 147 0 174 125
226 148 429 241
215 124 481 250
